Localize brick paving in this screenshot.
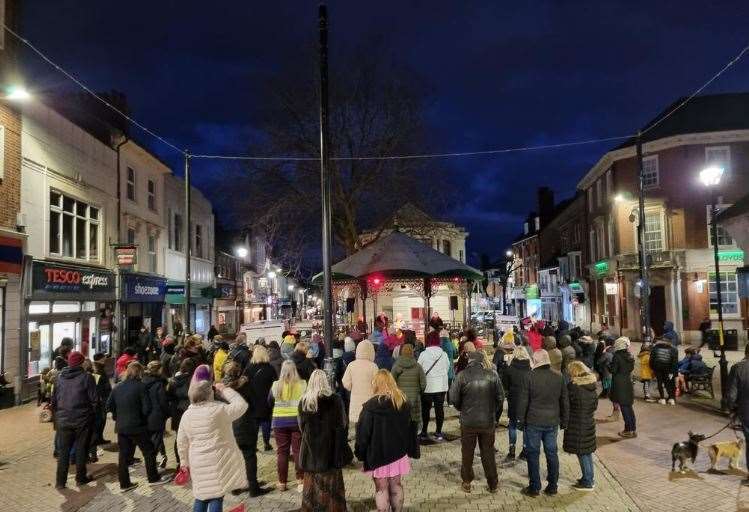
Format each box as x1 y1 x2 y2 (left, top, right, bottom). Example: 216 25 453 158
0 389 746 512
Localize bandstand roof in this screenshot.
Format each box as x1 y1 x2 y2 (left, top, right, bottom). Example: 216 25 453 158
314 231 483 282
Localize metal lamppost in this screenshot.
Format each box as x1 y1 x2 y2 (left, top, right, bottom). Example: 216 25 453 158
700 165 728 408
635 134 652 342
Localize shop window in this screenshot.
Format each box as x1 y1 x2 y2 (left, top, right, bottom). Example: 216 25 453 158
52 301 81 313
709 271 738 315
29 301 50 315
642 156 659 189
148 179 156 211
27 322 50 376
49 191 101 262
127 167 136 201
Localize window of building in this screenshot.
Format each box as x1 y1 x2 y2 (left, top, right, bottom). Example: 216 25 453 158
607 216 615 257
195 224 203 258
643 210 664 252
127 167 136 201
596 222 606 261
458 249 464 262
147 179 156 211
442 239 452 257
167 208 173 249
174 214 183 252
49 190 100 261
642 156 659 189
127 228 136 245
705 146 730 174
708 271 738 315
706 205 734 246
534 217 540 231
148 234 157 272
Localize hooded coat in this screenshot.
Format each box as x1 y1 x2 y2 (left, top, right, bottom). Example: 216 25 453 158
563 372 598 455
502 358 531 422
142 374 170 432
291 350 317 381
242 362 276 419
543 337 564 373
267 345 283 377
417 345 450 394
176 386 248 500
342 341 378 423
391 355 427 423
558 335 577 373
662 321 681 346
374 341 394 371
609 349 635 406
355 396 413 471
298 393 351 473
52 365 97 429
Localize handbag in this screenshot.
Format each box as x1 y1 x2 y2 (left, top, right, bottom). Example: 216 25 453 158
173 466 190 486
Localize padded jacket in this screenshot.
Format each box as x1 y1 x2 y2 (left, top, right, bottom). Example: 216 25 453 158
448 353 504 429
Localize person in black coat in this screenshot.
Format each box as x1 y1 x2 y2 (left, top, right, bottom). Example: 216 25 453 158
143 361 170 468
649 338 679 404
166 358 195 467
563 361 598 491
224 361 271 497
90 353 112 447
243 345 277 452
502 346 531 462
291 342 317 381
266 340 283 377
107 361 168 490
52 351 97 489
299 369 352 511
609 337 636 438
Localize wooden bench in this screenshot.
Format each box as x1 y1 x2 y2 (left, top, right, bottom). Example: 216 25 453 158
686 366 715 399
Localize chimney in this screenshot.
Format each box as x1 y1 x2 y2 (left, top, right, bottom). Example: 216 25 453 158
537 187 555 226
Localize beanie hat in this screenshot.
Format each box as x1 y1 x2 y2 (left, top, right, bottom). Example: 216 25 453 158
532 349 550 368
188 364 214 403
614 336 630 351
67 351 85 367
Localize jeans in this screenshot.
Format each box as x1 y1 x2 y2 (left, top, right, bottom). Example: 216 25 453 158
620 404 636 432
421 392 445 435
524 425 559 492
655 371 676 400
507 417 527 450
577 453 595 487
274 426 302 484
117 432 160 488
460 427 498 489
193 497 223 512
56 424 91 486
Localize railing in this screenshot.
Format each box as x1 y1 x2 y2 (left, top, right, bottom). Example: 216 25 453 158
618 249 686 270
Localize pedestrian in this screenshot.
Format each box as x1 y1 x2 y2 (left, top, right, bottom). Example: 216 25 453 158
223 361 271 497
440 328 458 388
563 361 598 491
455 341 475 375
543 336 563 373
662 320 681 347
417 331 450 441
212 338 230 381
391 344 427 432
698 318 713 349
637 342 655 402
517 349 569 497
207 324 219 342
227 334 251 372
143 361 170 468
137 325 151 362
290 341 316 381
244 344 276 453
342 340 378 427
526 321 544 352
370 317 388 346
177 364 249 512
355 370 417 512
449 350 504 493
160 336 177 377
51 337 74 367
579 335 596 370
299 369 352 511
91 353 112 446
266 340 283 376
107 361 170 491
270 360 307 492
503 345 531 462
610 337 636 438
167 358 196 467
52 351 97 489
375 338 394 370
596 338 615 401
558 334 576 375
649 337 679 405
727 344 749 483
115 347 138 381
281 331 296 360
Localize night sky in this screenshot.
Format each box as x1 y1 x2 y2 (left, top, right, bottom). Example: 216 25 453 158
17 1 749 265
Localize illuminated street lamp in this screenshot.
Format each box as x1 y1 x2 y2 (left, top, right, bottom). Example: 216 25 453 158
235 246 248 258
288 284 295 291
5 85 31 101
701 165 728 409
267 271 276 279
505 249 513 258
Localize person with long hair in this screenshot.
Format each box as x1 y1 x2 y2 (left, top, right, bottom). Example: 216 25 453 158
270 360 307 492
563 361 598 491
355 370 417 512
503 345 531 462
610 337 636 438
298 369 351 511
177 364 248 512
244 345 276 452
417 332 450 441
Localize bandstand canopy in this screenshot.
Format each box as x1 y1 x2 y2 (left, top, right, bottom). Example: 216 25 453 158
313 231 483 282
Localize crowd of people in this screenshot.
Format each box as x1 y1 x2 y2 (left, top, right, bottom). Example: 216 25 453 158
42 311 725 511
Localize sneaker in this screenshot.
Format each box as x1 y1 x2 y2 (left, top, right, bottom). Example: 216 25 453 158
149 474 172 486
521 487 540 497
418 433 430 442
543 486 558 496
645 398 657 403
488 485 498 494
573 483 594 492
121 483 139 493
658 399 666 405
668 399 676 406
618 430 637 438
461 482 472 493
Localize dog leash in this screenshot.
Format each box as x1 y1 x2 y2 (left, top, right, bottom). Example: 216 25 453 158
703 417 739 441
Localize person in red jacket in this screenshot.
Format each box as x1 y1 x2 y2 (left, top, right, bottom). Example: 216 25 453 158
526 322 544 353
115 347 138 380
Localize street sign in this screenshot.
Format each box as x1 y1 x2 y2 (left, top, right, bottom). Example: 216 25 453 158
495 313 519 332
114 245 137 267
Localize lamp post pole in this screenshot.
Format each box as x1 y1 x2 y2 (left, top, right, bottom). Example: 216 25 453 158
636 133 651 342
184 152 192 336
709 194 728 408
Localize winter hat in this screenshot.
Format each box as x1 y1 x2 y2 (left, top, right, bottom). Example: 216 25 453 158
188 364 214 403
532 349 551 368
67 351 85 367
542 336 557 350
344 337 356 353
614 336 630 351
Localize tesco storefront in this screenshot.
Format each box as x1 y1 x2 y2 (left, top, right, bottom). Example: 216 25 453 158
25 261 115 376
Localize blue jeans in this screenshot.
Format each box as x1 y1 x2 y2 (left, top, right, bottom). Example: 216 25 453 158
508 418 527 450
193 497 223 512
620 404 636 432
577 453 595 487
525 425 559 492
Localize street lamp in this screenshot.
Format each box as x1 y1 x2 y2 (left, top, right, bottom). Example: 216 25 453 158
700 165 728 409
267 271 276 279
5 85 31 101
505 249 513 258
288 284 294 291
235 246 248 259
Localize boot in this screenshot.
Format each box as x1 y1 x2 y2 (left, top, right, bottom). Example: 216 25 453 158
504 444 516 462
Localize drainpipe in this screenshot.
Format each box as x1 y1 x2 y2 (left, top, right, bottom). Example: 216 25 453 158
114 137 128 355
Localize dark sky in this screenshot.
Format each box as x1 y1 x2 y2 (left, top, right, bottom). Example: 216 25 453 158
17 0 749 264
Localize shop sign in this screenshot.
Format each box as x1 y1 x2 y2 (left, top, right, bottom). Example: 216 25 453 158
216 284 236 300
32 262 114 294
114 245 137 267
718 250 744 263
166 285 185 295
569 281 584 293
124 275 166 302
594 260 609 276
604 282 619 295
525 284 539 300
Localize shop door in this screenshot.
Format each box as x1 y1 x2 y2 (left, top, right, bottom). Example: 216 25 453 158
649 286 667 336
27 322 50 375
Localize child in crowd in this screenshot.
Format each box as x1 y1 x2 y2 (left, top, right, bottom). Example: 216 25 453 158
637 342 655 402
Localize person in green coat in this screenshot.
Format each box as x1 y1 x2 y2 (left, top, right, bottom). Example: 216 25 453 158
440 329 457 384
391 344 427 429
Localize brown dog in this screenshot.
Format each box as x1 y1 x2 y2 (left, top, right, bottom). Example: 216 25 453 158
708 439 744 471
